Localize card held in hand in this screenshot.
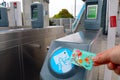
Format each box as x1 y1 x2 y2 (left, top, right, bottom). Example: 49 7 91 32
70 49 96 70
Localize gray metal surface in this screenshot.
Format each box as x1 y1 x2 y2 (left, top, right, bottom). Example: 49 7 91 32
56 30 99 44
40 29 102 80
0 26 65 80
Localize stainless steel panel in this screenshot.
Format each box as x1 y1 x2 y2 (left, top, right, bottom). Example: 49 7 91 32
0 47 22 80
22 42 43 80
0 26 65 80
21 27 65 80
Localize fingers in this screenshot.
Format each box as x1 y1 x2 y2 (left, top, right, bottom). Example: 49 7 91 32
107 63 120 75
109 46 120 65
92 46 117 66
93 50 111 66
93 45 120 66
114 66 120 75
92 45 120 75
107 62 117 70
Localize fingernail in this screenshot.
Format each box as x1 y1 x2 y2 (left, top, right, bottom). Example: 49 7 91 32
92 56 98 61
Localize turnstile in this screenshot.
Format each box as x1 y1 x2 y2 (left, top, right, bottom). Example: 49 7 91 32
31 2 44 28
40 30 102 80
0 7 9 27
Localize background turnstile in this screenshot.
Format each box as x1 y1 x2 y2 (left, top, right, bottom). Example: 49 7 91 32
40 30 102 80
0 7 9 27
31 2 44 28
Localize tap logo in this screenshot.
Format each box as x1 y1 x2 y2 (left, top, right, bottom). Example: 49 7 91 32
50 48 73 74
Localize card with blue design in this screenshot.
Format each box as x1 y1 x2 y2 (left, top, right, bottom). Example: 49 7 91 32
70 49 96 70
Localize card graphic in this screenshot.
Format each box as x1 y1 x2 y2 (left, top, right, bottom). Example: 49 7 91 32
53 50 72 73
70 49 96 70
50 48 74 74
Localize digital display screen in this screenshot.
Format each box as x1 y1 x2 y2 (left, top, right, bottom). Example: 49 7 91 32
87 5 98 19
32 6 38 19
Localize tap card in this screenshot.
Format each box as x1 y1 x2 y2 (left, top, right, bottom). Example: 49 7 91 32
70 49 96 70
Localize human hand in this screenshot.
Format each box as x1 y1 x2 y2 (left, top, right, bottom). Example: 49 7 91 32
92 45 120 75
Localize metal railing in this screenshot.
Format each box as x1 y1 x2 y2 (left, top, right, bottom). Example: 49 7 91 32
50 18 75 33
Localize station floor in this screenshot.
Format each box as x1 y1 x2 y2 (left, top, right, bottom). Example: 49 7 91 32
97 34 120 80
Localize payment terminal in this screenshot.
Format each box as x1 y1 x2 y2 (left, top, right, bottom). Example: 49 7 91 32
40 30 101 80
